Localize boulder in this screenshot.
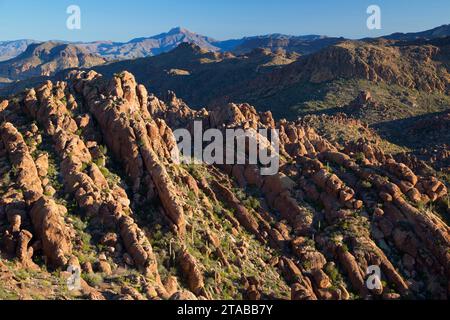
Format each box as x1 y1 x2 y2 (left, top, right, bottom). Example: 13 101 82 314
29 197 73 267
178 249 205 297
0 122 43 203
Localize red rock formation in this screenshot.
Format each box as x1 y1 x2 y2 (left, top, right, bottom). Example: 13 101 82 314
30 197 73 267
0 122 43 204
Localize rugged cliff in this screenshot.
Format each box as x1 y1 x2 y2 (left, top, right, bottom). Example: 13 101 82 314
0 71 448 300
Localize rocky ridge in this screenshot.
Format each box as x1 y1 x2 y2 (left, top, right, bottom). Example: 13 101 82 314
0 42 106 83
0 70 448 300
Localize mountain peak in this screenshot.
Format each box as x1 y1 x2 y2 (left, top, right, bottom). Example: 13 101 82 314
168 27 190 34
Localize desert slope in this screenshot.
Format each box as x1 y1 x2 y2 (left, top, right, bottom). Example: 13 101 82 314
0 70 448 300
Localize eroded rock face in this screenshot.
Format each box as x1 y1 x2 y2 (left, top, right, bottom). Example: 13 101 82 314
70 71 186 236
178 249 205 297
264 40 448 92
0 70 448 301
119 215 158 277
170 290 198 300
16 230 37 269
155 90 449 300
0 122 43 203
12 78 164 287
30 197 73 267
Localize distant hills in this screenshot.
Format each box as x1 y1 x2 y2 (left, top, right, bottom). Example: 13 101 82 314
0 27 343 62
77 27 221 60
1 24 450 116
88 37 449 113
226 34 344 55
0 27 344 87
1 24 450 63
2 25 450 100
0 42 105 83
92 43 299 106
384 24 450 41
0 39 37 62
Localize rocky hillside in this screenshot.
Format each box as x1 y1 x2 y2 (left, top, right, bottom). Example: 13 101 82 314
207 38 450 168
86 37 450 112
92 43 299 107
241 38 450 98
1 37 449 171
79 27 221 60
0 42 106 83
0 70 448 300
0 40 37 62
229 34 344 56
1 38 448 177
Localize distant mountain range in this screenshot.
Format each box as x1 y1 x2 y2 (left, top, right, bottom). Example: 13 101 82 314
1 24 450 97
92 43 299 107
77 27 221 60
223 34 344 56
1 24 449 63
0 39 37 62
0 42 105 83
0 27 345 62
383 24 450 41
88 37 449 113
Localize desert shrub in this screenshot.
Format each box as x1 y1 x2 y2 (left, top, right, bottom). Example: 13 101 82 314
361 180 373 189
82 273 103 287
355 152 365 163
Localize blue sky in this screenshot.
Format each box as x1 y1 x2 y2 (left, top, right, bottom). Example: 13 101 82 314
0 0 449 42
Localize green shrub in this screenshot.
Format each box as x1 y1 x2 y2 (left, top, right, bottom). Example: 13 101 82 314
243 196 260 211
80 162 90 173
355 152 365 163
82 273 103 287
361 180 373 189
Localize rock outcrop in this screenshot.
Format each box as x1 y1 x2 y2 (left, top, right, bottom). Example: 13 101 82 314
29 197 73 267
0 122 43 204
0 69 448 301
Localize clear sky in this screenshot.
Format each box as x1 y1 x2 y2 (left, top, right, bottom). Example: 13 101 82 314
0 0 449 42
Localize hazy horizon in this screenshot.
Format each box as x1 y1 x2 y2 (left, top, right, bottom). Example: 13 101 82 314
0 0 449 42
